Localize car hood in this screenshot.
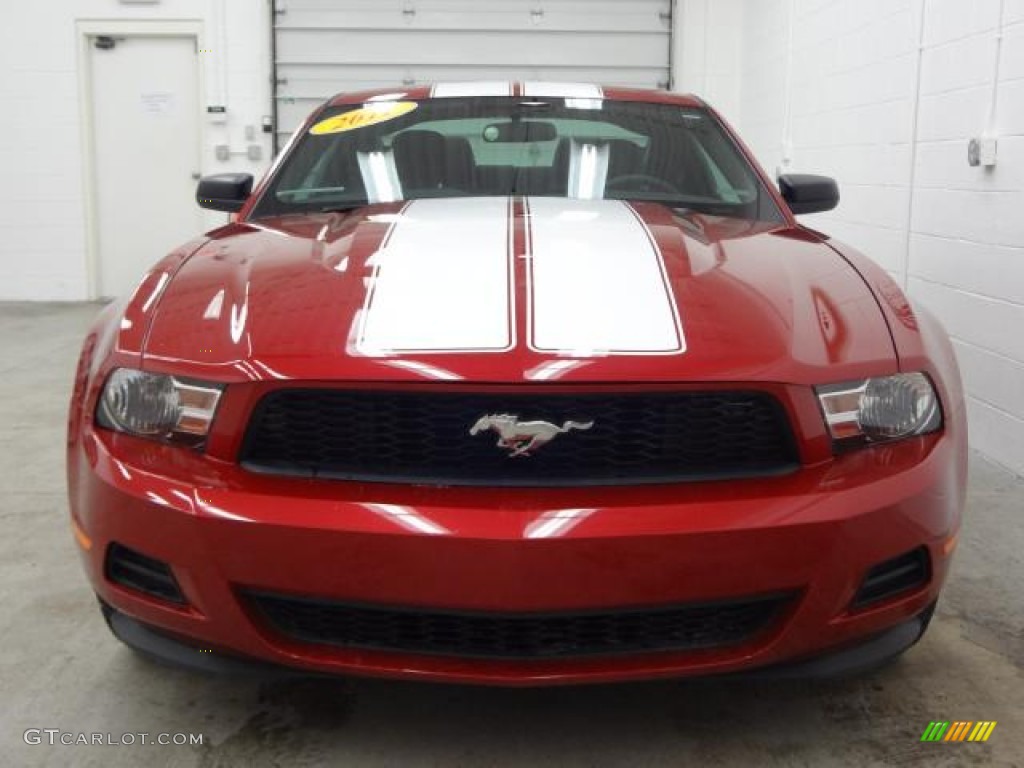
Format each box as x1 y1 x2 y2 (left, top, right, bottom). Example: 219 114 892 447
143 197 896 384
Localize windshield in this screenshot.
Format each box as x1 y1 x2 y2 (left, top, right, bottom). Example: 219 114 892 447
250 97 783 222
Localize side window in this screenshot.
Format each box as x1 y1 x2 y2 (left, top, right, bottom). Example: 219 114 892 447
685 124 758 203
693 144 744 203
274 135 367 204
273 139 326 192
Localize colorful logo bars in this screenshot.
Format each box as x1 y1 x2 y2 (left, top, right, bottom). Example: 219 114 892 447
920 721 997 742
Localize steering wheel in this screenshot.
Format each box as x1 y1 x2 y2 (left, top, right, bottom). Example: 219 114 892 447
605 174 681 195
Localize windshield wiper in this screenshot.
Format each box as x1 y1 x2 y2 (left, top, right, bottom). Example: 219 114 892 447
612 195 747 217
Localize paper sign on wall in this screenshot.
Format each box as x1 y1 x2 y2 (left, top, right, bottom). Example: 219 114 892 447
140 92 175 116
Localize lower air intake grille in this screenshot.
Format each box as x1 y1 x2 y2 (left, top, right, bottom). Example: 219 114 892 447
239 388 799 486
851 547 931 609
244 592 793 659
105 543 185 604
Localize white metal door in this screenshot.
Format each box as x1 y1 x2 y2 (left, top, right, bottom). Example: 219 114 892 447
272 0 673 148
88 35 203 299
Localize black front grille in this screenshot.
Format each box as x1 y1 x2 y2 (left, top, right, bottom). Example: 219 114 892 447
239 389 798 486
244 592 793 659
851 547 931 609
105 543 185 604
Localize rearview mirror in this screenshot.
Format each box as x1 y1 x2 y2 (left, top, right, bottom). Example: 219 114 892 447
196 173 254 212
778 174 839 215
482 121 558 143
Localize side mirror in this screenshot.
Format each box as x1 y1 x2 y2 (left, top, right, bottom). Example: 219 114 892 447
196 173 254 212
778 174 839 215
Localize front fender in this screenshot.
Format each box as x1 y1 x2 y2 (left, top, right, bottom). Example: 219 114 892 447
824 238 967 511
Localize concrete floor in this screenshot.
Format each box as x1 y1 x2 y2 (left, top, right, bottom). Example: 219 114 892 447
2 301 1022 768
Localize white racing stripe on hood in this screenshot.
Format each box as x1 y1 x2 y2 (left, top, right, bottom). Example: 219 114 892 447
357 197 514 355
526 198 685 355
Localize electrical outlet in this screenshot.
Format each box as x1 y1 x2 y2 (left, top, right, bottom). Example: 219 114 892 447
968 137 997 167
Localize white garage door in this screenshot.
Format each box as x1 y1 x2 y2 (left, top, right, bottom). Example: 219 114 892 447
272 0 673 147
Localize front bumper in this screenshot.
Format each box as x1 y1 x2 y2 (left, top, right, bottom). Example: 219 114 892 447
69 428 961 685
101 598 936 682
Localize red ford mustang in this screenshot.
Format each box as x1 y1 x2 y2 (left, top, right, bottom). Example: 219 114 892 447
67 83 966 685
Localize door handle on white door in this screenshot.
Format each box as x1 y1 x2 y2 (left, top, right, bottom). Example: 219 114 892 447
191 172 201 180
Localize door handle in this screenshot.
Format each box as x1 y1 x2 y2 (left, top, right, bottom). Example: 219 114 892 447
191 172 202 180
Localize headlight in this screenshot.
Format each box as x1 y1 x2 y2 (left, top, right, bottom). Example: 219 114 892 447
816 372 942 445
96 369 223 447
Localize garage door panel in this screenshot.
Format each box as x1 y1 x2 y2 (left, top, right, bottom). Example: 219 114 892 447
277 64 669 96
272 0 672 142
276 30 667 68
278 0 670 34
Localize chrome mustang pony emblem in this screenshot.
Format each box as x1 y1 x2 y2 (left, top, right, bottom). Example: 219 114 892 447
469 414 594 458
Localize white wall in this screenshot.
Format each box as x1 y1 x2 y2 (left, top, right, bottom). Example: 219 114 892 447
910 0 1024 477
687 0 1024 476
739 0 923 276
673 0 745 123
0 0 273 301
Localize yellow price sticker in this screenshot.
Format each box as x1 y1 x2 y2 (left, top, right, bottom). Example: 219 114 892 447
310 101 418 135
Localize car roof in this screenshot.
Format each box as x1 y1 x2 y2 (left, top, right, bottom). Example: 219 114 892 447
325 83 705 108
